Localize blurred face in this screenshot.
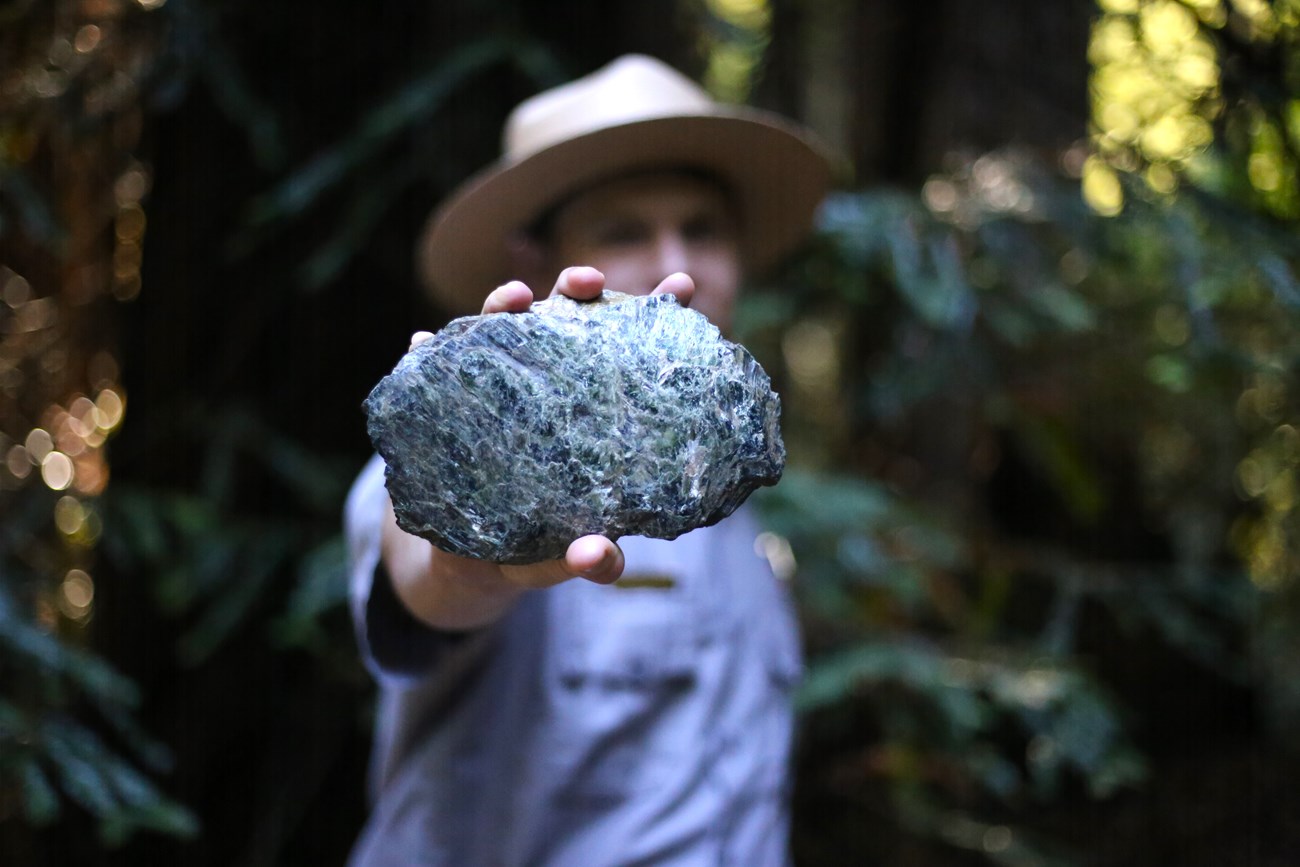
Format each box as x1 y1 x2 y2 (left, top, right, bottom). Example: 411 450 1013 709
546 172 743 333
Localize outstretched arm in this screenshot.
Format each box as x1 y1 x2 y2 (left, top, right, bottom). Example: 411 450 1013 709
378 266 695 631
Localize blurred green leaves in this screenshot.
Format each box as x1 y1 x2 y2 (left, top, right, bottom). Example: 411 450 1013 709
5 0 1300 863
101 405 358 667
232 35 566 289
748 135 1298 861
0 497 198 844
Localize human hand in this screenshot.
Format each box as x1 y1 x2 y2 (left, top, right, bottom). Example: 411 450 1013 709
388 265 700 629
410 508 626 592
403 267 693 351
478 265 695 315
380 496 624 632
448 265 693 589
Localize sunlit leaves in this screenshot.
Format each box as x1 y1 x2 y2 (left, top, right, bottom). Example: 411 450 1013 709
1234 420 1300 586
1088 0 1224 212
700 0 771 103
1245 108 1300 217
0 0 184 846
745 124 1300 853
1089 0 1300 218
1079 1 1300 597
1083 155 1125 215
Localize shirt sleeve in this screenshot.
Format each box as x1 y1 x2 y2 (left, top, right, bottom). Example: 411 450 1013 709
345 453 472 684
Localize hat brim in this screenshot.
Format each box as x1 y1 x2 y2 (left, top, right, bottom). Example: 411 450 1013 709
418 110 833 314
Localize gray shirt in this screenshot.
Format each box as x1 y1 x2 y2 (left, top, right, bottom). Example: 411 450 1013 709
346 454 802 866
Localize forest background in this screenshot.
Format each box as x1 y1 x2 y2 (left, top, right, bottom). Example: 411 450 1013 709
3 0 1300 864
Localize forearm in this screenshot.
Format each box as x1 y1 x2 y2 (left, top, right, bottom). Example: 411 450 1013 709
379 499 526 631
368 269 639 632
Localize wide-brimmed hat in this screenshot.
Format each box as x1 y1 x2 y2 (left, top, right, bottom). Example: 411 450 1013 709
418 54 835 314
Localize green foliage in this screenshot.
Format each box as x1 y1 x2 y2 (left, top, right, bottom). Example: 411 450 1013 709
232 34 566 289
0 490 199 844
6 0 1300 863
154 0 289 171
100 405 358 665
3 2 575 855
746 147 1298 861
0 405 360 846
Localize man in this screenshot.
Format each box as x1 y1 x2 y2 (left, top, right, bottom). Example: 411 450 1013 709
346 54 832 866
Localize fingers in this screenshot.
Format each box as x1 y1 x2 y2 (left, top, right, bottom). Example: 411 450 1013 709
499 535 624 588
482 280 535 315
566 535 624 585
414 271 560 351
481 268 604 315
550 266 605 301
650 272 694 308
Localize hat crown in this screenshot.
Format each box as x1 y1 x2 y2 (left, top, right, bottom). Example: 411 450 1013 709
503 55 717 162
421 53 834 313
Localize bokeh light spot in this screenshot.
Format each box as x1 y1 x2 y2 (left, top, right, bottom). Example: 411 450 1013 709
3 273 32 307
41 451 74 490
1082 156 1124 215
25 428 53 462
115 204 146 243
73 25 102 54
754 531 797 581
58 569 94 620
54 495 86 535
1249 151 1282 191
923 178 959 212
982 825 1013 854
95 388 125 430
115 167 151 206
6 444 32 479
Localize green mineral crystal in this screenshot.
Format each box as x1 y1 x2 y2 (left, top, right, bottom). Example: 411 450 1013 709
364 291 784 564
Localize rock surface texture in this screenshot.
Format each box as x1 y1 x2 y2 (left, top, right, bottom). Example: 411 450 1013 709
364 291 785 564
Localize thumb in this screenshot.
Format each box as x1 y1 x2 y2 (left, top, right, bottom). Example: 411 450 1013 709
498 536 623 588
567 535 624 585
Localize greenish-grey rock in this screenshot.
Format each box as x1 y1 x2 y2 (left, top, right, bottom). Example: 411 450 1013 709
364 290 784 564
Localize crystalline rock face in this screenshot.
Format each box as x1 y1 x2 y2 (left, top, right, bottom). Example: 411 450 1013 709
364 290 785 564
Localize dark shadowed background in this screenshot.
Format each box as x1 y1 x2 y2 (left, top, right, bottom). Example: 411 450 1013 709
3 1 1299 865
